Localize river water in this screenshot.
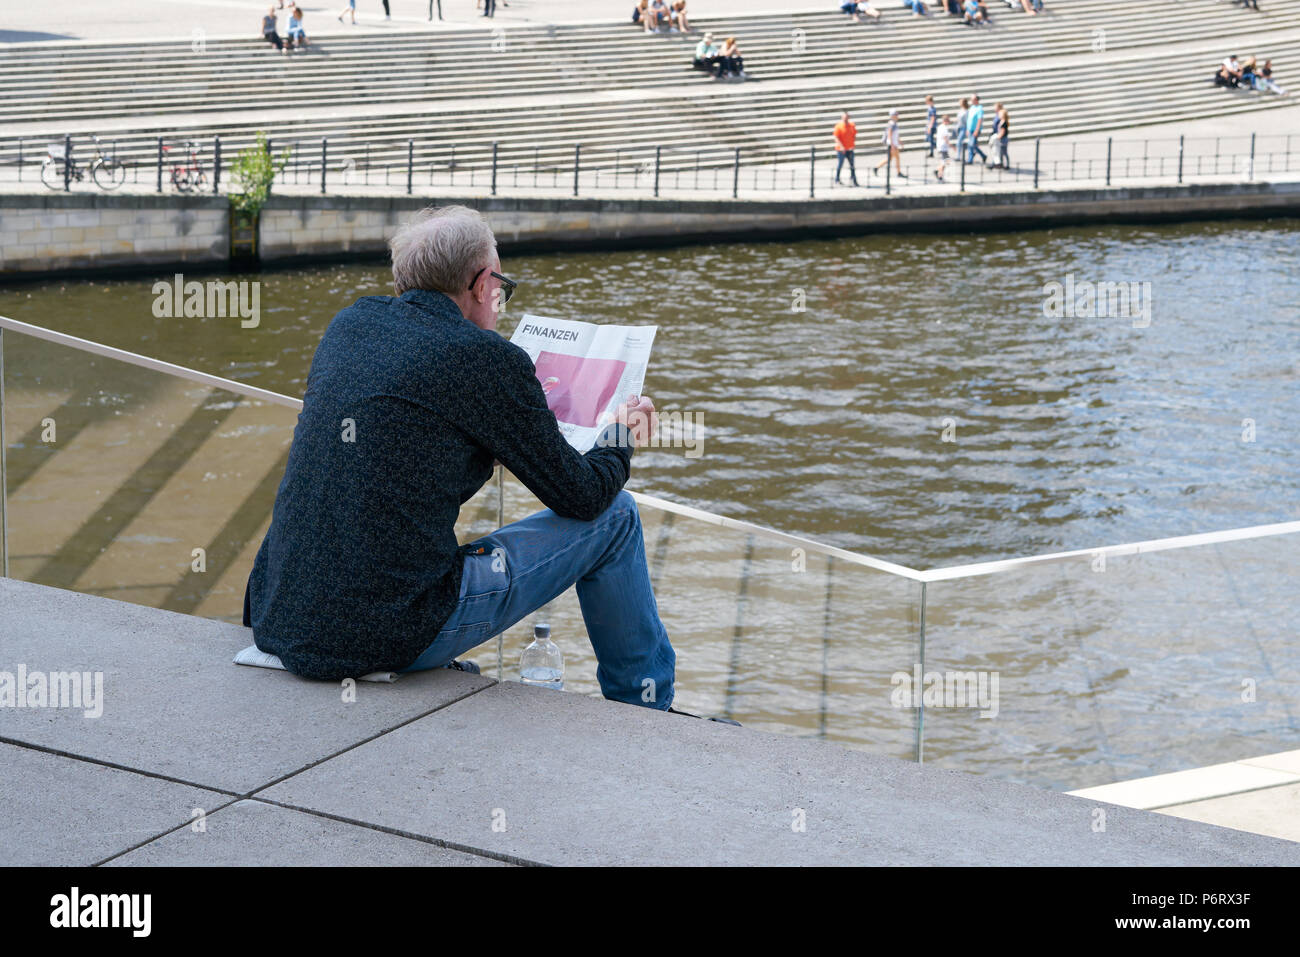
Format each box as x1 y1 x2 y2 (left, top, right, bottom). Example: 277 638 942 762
3 218 1298 788
6 218 1298 566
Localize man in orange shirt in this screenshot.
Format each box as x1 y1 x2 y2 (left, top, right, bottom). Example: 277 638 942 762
833 111 859 187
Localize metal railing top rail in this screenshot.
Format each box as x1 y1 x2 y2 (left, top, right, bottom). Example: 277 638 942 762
2 314 1296 585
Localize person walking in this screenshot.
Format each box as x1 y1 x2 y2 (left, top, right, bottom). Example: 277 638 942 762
934 113 952 181
993 103 1010 169
381 0 391 19
965 93 988 165
873 108 905 178
338 0 357 24
954 97 969 163
483 0 497 16
924 94 937 157
833 111 860 186
430 0 443 18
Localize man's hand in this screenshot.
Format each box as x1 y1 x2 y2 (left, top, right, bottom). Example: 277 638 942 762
614 395 658 448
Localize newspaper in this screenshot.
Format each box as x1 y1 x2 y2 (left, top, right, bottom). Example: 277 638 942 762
510 313 657 451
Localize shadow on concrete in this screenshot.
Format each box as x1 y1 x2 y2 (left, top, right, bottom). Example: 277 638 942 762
0 30 77 42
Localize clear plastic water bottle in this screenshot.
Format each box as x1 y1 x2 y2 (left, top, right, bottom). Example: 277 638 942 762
519 623 564 690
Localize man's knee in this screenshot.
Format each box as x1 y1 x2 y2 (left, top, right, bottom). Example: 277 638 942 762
606 489 639 522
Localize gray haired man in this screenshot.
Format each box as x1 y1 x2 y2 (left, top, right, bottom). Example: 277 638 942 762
243 205 690 714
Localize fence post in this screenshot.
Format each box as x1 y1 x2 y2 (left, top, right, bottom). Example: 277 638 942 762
732 147 740 199
265 138 274 197
653 146 661 198
406 140 414 195
1105 136 1112 186
1249 132 1256 181
573 144 580 197
491 142 498 196
1177 135 1184 184
213 136 221 194
809 145 816 198
960 149 966 193
64 134 73 192
17 139 22 182
885 153 891 196
1033 138 1040 189
321 138 328 194
156 136 163 193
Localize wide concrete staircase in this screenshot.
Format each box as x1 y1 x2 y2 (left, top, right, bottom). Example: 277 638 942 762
1 0 1295 179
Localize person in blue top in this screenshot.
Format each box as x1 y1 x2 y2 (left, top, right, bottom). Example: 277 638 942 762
286 4 308 50
924 94 937 157
963 0 989 24
965 93 988 165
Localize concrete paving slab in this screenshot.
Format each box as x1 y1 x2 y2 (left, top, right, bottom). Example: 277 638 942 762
0 741 226 866
1068 761 1300 811
1158 783 1300 845
261 680 1300 866
0 577 494 793
106 798 510 866
1240 749 1300 776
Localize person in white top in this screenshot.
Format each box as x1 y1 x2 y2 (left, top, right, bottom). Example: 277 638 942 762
1217 55 1244 88
934 115 953 181
873 109 905 178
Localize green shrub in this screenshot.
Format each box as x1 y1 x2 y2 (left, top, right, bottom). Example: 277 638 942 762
229 132 291 217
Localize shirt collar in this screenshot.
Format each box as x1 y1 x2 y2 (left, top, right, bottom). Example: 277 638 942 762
398 288 466 322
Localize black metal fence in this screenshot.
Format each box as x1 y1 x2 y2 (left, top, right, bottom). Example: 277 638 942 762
5 132 1298 199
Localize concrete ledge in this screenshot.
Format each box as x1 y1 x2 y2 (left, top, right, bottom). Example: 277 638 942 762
3 577 1299 865
1068 751 1300 810
0 577 494 793
3 179 1299 279
104 799 508 867
257 181 1300 262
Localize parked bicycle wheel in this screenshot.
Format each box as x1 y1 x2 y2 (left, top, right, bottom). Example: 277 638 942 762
171 167 195 193
40 157 67 190
92 157 126 190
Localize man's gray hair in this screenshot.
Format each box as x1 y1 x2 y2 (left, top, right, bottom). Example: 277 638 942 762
390 205 497 296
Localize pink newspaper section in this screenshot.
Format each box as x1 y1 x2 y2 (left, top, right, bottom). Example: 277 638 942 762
510 313 657 451
533 352 628 429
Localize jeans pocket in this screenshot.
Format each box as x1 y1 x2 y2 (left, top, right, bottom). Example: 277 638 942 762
461 540 512 600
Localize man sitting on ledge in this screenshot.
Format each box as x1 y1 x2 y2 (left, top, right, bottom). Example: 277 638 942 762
242 205 677 712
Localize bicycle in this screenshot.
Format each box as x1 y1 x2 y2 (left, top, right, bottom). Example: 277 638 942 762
41 134 127 190
166 140 208 192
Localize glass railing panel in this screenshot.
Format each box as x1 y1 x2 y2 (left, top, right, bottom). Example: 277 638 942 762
462 473 924 760
2 330 298 623
920 533 1300 791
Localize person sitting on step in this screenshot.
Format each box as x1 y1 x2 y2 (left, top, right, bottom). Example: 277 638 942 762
717 36 746 79
841 0 884 20
693 32 723 72
286 4 308 49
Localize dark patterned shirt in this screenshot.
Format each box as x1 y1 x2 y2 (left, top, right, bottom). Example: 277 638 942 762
243 288 633 679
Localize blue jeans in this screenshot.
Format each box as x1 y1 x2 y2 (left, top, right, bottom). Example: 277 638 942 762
402 491 676 710
966 131 987 163
835 148 857 182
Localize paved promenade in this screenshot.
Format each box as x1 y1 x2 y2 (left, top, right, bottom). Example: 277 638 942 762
3 576 1298 866
5 0 809 43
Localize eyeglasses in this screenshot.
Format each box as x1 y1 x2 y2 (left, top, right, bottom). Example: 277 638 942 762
468 268 517 305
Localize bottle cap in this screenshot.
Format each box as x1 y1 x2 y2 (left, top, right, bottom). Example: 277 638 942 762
534 623 550 639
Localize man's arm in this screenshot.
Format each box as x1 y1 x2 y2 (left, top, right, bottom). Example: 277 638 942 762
449 342 639 521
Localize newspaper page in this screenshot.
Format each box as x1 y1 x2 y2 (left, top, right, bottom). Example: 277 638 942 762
510 313 657 451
